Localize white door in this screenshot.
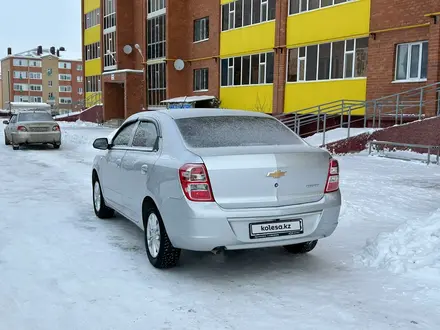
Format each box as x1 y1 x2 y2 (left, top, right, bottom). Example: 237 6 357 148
121 120 161 224
100 121 137 210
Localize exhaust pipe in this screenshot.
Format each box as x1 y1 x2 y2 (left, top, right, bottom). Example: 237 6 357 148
211 247 225 255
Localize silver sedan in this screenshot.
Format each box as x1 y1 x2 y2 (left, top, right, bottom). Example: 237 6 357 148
91 109 341 268
3 110 61 150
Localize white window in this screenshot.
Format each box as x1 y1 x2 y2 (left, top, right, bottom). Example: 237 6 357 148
194 17 209 42
59 85 72 92
395 41 428 82
85 75 102 92
148 0 166 14
286 37 369 82
29 72 43 80
13 71 27 79
289 0 353 15
14 95 29 102
77 76 83 82
59 74 72 81
103 31 117 70
78 87 83 94
103 0 116 30
13 83 29 91
29 60 42 67
147 14 166 60
30 84 43 91
85 42 100 60
59 97 72 104
222 0 276 31
147 62 166 106
221 51 274 86
30 96 42 102
193 68 209 91
13 59 28 67
59 62 72 69
77 64 83 71
85 8 100 29
48 81 53 87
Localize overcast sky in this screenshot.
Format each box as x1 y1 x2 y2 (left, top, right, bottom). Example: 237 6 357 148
0 0 81 60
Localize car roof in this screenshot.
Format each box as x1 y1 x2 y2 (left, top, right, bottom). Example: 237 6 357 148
17 109 51 113
128 108 272 121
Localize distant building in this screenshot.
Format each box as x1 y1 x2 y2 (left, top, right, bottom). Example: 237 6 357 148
0 47 84 114
0 73 3 110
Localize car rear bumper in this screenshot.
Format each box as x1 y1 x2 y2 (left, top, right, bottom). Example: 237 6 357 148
11 132 61 144
160 191 341 252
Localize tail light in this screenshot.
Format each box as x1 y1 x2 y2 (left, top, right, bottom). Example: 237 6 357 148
179 163 215 202
17 126 27 132
325 158 339 193
52 124 60 131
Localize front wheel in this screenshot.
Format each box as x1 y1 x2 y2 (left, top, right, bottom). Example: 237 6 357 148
93 179 114 219
284 240 318 254
144 207 181 269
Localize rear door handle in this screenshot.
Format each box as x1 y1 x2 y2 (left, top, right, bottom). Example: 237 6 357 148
141 165 149 174
115 158 122 167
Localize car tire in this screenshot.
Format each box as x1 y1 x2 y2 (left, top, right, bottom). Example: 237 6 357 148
92 178 114 219
4 134 10 145
284 240 318 254
144 206 181 269
53 144 60 149
12 145 19 150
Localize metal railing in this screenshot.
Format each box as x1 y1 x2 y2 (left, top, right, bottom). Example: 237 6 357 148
368 141 440 165
276 82 440 145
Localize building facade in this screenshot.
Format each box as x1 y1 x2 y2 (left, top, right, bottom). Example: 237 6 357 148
0 48 83 114
81 0 439 121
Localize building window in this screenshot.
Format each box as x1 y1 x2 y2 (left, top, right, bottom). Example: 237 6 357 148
14 95 29 102
13 71 27 79
103 31 117 70
78 87 83 94
29 72 42 80
194 17 209 42
85 8 100 29
287 37 368 82
77 76 83 82
30 96 42 102
193 68 209 91
48 92 54 100
103 0 116 30
48 81 53 87
59 85 72 92
13 59 28 67
30 84 43 91
289 0 352 15
221 51 274 87
59 97 72 104
86 75 102 93
77 64 83 71
29 60 42 67
147 14 166 60
222 0 276 32
59 62 72 69
148 0 166 13
13 83 29 91
59 74 72 81
147 62 166 106
395 41 428 82
85 42 100 61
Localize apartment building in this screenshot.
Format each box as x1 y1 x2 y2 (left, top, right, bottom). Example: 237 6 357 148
81 0 440 121
0 48 83 114
0 73 3 110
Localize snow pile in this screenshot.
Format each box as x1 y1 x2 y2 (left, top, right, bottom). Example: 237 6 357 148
59 120 101 128
356 209 440 277
58 121 116 149
304 127 379 147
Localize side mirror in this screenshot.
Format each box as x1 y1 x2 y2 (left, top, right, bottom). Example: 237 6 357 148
3 120 9 125
93 138 110 150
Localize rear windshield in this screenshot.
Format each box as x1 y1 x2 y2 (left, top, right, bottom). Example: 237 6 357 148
18 112 53 122
175 116 303 148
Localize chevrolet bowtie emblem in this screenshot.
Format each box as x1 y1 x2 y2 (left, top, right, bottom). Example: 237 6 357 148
267 170 286 179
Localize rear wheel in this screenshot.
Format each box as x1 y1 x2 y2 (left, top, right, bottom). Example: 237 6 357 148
12 145 19 150
284 240 318 254
93 179 114 218
4 133 10 145
144 206 180 269
53 143 60 149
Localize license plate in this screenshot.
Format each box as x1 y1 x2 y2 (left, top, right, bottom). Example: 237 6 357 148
30 127 48 132
250 219 303 239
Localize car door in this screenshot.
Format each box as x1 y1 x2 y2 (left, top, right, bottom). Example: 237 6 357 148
5 115 18 140
100 121 137 209
121 120 161 224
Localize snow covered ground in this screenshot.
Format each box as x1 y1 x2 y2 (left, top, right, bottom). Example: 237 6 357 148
304 127 379 146
0 121 440 329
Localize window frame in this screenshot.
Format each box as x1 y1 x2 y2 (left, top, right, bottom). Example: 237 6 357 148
193 68 209 92
193 17 210 43
111 121 138 148
394 41 428 82
130 120 160 151
288 0 353 16
221 0 276 32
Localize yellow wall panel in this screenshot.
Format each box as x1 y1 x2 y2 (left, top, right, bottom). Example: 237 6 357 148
85 92 102 108
84 0 100 13
284 79 367 115
286 0 370 47
84 25 100 45
85 58 101 77
220 85 273 113
220 22 276 57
